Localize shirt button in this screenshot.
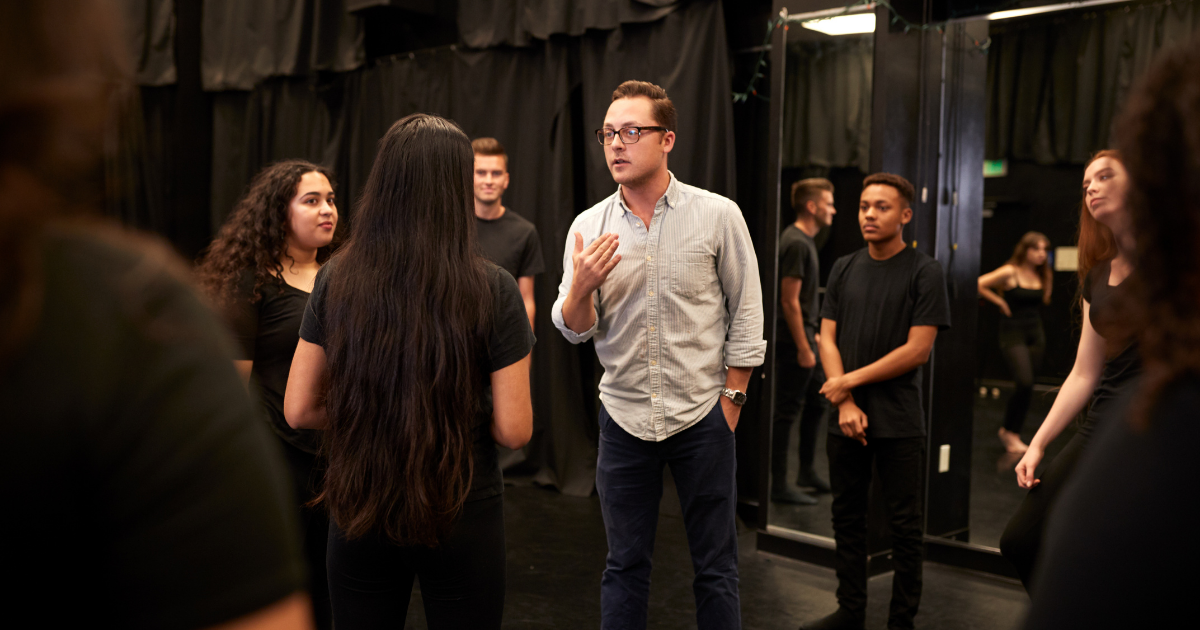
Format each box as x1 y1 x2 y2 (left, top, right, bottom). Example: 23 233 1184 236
651 360 657 366
646 255 652 261
650 326 656 332
652 392 657 398
648 290 654 296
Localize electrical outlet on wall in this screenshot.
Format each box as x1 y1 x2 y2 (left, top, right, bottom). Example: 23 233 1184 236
938 444 951 473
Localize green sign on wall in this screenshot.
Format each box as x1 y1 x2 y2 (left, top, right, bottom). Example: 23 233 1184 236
983 159 1008 178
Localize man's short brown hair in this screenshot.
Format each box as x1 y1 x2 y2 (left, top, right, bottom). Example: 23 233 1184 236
862 172 915 207
611 80 677 132
471 137 507 167
791 178 834 215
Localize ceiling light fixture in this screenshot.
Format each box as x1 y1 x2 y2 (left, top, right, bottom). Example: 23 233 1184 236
801 13 877 36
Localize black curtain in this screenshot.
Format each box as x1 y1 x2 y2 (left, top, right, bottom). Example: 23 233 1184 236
986 0 1200 164
782 36 873 173
120 0 179 85
458 0 680 48
578 0 737 206
201 0 365 90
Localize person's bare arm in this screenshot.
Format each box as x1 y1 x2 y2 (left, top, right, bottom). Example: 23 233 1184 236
719 366 754 431
517 276 536 332
491 353 533 449
780 277 816 368
820 326 939 404
978 264 1014 317
284 339 329 430
234 360 253 386
819 317 868 445
204 592 313 630
1014 300 1106 488
561 232 620 333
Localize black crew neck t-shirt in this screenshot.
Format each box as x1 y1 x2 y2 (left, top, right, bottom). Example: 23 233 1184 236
821 246 951 438
3 227 304 629
230 271 321 453
299 259 535 502
1079 258 1142 437
476 208 545 281
777 224 821 345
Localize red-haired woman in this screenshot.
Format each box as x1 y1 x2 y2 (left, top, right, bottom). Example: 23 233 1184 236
196 159 339 629
998 150 1140 590
978 232 1053 453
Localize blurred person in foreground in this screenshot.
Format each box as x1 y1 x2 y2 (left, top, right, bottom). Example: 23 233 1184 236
1025 38 1200 629
0 1 311 628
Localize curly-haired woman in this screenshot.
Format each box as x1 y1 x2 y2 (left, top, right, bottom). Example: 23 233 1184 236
285 113 534 629
998 149 1141 590
978 231 1053 453
196 159 338 628
1025 38 1200 628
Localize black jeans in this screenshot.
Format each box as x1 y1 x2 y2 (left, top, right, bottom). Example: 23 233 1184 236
772 336 829 487
998 317 1045 434
326 494 506 629
827 434 925 629
999 431 1086 590
279 440 332 630
595 402 740 630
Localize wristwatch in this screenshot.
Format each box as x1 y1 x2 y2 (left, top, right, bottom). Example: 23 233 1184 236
721 388 747 406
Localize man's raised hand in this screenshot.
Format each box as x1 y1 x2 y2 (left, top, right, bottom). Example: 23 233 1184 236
571 232 621 296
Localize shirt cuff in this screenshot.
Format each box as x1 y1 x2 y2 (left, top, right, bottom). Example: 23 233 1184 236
724 339 767 367
552 304 599 344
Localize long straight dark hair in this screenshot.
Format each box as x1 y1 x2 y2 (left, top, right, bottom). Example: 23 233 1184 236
1006 231 1053 305
319 113 493 546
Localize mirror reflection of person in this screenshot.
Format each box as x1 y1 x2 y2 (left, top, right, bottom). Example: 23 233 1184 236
977 232 1053 454
3 2 313 627
285 114 534 629
998 150 1141 591
1024 39 1200 629
772 178 837 505
196 160 340 629
551 81 765 630
471 138 544 331
804 174 951 630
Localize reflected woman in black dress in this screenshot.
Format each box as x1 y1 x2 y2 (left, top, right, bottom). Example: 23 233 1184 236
196 160 339 629
978 232 1053 454
998 150 1140 590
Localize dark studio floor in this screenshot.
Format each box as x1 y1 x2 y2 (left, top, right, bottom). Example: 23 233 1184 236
400 477 1029 629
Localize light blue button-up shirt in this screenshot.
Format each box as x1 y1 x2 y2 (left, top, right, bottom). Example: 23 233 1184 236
551 173 766 441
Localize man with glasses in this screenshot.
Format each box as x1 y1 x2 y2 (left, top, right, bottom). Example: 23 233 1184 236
552 80 765 630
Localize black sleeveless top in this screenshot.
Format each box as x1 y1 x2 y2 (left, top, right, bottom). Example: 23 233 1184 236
1080 259 1141 438
1005 285 1044 321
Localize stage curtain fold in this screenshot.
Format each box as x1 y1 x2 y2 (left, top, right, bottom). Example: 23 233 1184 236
578 0 737 207
118 0 179 86
986 0 1200 164
781 36 873 173
458 0 679 48
201 0 365 91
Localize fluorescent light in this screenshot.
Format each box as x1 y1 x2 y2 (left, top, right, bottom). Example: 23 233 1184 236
988 0 1130 21
801 13 876 36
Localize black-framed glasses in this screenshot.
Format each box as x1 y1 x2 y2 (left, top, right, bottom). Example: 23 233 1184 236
595 126 668 145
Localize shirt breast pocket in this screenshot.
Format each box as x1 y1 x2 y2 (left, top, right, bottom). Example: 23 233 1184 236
671 252 716 299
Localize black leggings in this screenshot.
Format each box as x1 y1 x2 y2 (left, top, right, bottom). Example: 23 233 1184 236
327 494 507 629
998 317 1045 433
279 440 332 630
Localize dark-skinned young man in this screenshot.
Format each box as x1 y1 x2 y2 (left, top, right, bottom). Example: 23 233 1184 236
801 173 950 630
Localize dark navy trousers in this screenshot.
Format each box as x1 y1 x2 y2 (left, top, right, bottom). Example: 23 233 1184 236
596 402 740 630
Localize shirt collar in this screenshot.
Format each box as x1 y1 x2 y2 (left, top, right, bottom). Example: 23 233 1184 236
616 171 680 215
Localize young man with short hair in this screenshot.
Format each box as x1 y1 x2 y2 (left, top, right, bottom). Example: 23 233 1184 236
772 178 837 505
472 137 543 330
551 80 765 630
803 173 950 630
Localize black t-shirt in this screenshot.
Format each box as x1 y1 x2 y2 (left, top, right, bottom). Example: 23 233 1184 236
821 247 951 438
1080 259 1142 437
230 271 322 453
299 258 535 502
777 224 821 345
2 227 304 629
476 208 545 281
1026 377 1198 629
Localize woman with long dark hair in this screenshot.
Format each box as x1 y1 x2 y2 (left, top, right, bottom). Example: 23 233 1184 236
1024 39 1200 628
196 159 339 629
285 113 534 629
978 231 1053 453
998 149 1140 589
